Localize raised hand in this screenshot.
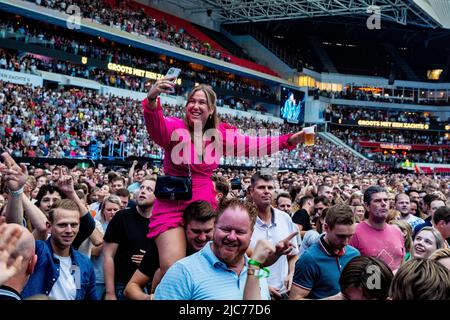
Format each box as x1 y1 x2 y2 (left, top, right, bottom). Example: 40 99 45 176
251 239 276 267
257 231 298 267
0 223 24 285
287 125 317 146
57 175 75 196
147 77 176 100
0 152 28 192
2 164 28 192
275 231 298 256
287 130 305 145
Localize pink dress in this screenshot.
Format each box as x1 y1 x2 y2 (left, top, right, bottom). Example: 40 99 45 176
142 98 296 238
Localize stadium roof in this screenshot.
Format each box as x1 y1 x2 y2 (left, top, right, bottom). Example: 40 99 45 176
172 0 448 28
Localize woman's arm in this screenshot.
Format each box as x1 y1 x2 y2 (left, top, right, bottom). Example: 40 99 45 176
142 78 178 149
142 98 172 149
221 123 306 158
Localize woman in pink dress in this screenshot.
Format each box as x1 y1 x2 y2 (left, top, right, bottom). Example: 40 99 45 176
143 77 310 282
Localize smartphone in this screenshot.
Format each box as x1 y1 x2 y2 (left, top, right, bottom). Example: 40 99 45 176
165 67 181 81
230 178 242 190
165 67 181 93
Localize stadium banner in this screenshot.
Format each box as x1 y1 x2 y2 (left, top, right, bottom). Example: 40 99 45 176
332 117 449 131
0 69 42 87
359 141 448 151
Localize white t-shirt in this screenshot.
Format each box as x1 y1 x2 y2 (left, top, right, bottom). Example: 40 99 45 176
250 208 299 292
49 255 77 300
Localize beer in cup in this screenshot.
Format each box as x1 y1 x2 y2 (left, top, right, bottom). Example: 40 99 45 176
303 126 315 146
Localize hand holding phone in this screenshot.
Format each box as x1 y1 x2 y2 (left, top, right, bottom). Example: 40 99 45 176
165 67 181 81
165 68 181 93
147 68 181 100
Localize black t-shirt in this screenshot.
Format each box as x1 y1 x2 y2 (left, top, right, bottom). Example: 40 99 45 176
138 238 159 279
72 213 96 250
104 206 151 284
138 240 196 279
292 209 312 231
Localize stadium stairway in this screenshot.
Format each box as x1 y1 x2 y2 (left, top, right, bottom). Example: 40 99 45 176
318 132 370 161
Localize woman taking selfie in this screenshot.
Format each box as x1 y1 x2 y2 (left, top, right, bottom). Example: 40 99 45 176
143 76 312 283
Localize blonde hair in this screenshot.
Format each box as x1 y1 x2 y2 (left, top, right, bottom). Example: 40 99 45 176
430 248 450 261
101 194 122 221
389 220 413 253
102 194 121 209
386 209 400 223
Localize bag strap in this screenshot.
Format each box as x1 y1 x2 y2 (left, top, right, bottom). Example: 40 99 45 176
187 164 191 178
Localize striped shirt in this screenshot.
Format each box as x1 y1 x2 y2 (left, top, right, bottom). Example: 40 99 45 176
0 286 22 300
154 242 270 300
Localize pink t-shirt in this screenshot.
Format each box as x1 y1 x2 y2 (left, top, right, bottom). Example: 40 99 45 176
349 221 405 271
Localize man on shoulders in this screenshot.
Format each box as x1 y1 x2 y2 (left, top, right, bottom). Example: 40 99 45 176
124 201 215 300
154 198 271 300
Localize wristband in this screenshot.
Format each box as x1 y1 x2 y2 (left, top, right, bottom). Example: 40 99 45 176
147 95 158 102
248 259 271 278
248 259 263 268
247 266 271 279
10 186 24 197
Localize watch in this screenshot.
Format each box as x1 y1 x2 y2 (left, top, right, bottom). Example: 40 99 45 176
247 268 260 276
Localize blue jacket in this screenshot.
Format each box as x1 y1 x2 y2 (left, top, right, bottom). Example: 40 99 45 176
22 238 98 300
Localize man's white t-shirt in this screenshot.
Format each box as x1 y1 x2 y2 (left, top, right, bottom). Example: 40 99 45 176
250 208 299 293
49 255 77 300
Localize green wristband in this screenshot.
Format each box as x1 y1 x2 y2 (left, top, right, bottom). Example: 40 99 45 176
256 267 271 279
248 259 263 268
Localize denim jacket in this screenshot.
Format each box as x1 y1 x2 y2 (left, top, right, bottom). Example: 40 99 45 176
22 238 98 300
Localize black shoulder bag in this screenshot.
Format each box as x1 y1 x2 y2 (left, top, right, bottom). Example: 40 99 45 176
154 165 192 201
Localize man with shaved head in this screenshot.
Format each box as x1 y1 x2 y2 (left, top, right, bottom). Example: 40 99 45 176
0 223 37 300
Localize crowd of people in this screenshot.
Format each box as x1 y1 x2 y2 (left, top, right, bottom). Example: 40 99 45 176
0 80 378 171
27 0 233 63
0 13 276 99
0 0 448 305
0 81 449 302
329 105 440 124
331 127 449 164
319 89 449 106
331 127 448 146
1 153 450 300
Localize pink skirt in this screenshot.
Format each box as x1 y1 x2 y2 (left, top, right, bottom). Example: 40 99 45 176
147 177 217 239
